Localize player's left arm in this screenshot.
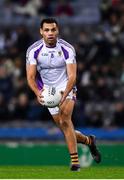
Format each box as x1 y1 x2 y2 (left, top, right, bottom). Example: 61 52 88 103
60 63 77 105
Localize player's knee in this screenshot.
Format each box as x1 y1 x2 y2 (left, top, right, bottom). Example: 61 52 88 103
61 109 70 118
59 120 69 130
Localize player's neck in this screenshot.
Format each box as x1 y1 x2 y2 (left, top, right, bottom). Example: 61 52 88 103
46 43 56 48
44 40 57 48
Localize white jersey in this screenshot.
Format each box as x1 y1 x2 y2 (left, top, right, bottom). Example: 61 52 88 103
26 38 76 90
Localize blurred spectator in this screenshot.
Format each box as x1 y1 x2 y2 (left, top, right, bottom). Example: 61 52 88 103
99 0 112 22
73 100 87 127
120 63 124 84
76 30 92 64
94 77 114 101
0 93 9 121
38 0 53 16
10 0 29 6
112 102 124 127
103 12 120 35
27 99 43 121
13 93 30 120
27 99 51 121
55 0 74 17
0 64 13 101
15 25 32 53
100 0 121 22
111 0 121 13
14 0 42 17
91 28 111 65
0 28 17 56
13 0 53 17
4 28 17 51
86 110 103 128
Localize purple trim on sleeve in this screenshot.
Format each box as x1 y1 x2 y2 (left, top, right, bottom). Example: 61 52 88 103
36 72 44 90
72 96 77 102
61 46 69 60
34 45 43 60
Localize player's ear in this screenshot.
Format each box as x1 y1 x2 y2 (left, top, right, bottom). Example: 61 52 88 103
56 27 59 35
40 28 43 36
57 29 59 36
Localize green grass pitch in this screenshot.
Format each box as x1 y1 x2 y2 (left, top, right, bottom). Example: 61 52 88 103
0 166 123 179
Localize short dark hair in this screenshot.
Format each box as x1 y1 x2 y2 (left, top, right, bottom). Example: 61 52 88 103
40 18 59 28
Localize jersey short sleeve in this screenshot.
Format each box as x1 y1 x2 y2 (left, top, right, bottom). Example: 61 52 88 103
26 48 37 65
65 47 76 64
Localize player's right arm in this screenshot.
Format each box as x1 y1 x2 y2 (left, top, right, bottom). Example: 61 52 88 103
26 48 43 104
26 64 39 96
26 64 43 104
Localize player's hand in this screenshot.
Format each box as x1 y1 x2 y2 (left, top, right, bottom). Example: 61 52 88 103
37 89 44 105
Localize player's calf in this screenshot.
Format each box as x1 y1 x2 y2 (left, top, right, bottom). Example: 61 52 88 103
75 131 101 163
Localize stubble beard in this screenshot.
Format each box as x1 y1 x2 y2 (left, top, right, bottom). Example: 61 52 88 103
46 38 57 47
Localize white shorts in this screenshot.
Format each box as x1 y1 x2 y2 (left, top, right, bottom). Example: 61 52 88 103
47 85 77 115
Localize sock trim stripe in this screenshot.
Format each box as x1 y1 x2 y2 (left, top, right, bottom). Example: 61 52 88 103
72 158 79 161
71 155 78 158
71 156 78 159
72 160 79 163
70 152 78 155
72 162 80 165
72 157 78 159
89 137 92 145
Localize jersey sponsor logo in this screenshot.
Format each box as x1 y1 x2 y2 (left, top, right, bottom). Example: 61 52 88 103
41 53 48 56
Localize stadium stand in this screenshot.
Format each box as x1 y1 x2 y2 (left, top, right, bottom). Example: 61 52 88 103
1 0 124 140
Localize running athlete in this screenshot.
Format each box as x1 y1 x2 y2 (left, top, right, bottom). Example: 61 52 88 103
26 18 101 171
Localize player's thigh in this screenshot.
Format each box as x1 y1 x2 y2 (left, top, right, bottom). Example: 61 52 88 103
52 113 60 122
60 99 75 118
51 99 75 125
52 113 62 128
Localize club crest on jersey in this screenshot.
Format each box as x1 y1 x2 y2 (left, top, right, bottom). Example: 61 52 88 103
58 51 62 56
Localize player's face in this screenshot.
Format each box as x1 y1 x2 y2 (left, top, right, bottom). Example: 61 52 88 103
40 23 59 46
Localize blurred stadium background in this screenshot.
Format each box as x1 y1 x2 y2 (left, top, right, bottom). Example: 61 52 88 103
0 0 124 168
